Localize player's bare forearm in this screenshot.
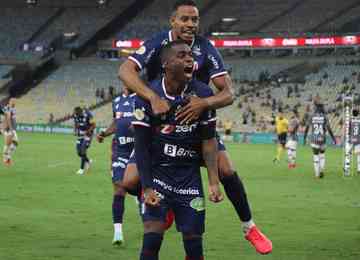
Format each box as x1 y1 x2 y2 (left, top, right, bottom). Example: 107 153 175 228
102 120 116 137
207 74 235 110
202 138 220 185
119 60 157 102
303 126 309 144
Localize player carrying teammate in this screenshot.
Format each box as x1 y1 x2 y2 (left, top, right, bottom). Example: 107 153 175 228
119 0 272 253
96 87 136 245
286 110 300 169
133 40 223 260
303 103 336 178
73 107 95 175
2 98 18 166
350 108 360 174
273 110 288 163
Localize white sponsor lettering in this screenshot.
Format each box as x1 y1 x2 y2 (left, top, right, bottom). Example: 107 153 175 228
153 178 200 195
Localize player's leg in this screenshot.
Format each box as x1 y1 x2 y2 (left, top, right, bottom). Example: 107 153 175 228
2 130 13 165
355 145 360 173
111 160 128 245
217 149 272 254
318 147 326 177
140 199 167 260
182 233 204 260
312 146 321 178
286 140 297 168
76 139 89 175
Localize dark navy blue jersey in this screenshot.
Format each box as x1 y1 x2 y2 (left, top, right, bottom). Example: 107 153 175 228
73 110 94 137
351 117 360 145
129 30 227 84
132 77 216 168
112 93 136 155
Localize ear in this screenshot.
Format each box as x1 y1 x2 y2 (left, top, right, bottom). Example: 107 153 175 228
170 13 176 28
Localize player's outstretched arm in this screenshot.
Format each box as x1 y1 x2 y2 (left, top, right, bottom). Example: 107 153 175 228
119 60 170 115
97 120 116 143
202 138 223 203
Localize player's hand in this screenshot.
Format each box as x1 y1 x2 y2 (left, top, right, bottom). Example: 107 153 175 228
176 96 208 124
144 188 161 207
208 184 223 203
150 95 170 116
96 133 105 143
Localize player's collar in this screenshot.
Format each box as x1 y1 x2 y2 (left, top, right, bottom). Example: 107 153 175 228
162 77 189 100
169 30 195 48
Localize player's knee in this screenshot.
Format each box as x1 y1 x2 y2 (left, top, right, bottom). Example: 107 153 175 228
141 232 163 257
182 234 203 259
113 183 126 196
143 221 165 234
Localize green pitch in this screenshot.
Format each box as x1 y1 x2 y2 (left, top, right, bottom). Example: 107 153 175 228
1 133 359 260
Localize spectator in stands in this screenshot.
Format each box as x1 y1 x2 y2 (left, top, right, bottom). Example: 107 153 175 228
95 88 100 104
49 113 54 125
109 85 114 98
100 88 105 101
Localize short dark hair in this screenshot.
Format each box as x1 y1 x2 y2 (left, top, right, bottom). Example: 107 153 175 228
353 109 359 117
74 106 82 114
160 39 188 65
173 0 197 12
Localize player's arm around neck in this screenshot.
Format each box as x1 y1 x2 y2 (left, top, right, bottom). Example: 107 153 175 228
207 74 235 109
119 60 169 115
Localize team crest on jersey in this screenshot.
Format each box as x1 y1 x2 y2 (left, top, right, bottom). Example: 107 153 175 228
136 46 146 55
192 45 201 56
190 197 205 211
123 101 130 106
134 108 145 120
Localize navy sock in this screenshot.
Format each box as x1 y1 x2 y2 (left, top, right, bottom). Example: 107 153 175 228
183 237 203 260
112 194 125 224
220 172 252 222
140 232 163 260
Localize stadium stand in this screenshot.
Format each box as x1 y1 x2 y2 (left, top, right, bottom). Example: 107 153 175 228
15 59 122 124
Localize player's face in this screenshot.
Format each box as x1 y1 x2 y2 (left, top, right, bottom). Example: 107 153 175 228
167 44 194 82
171 5 199 43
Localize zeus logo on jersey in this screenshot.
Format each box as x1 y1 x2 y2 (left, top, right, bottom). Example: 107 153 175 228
160 123 199 134
164 144 196 158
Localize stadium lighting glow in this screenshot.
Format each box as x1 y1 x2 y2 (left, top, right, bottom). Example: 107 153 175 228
222 18 237 22
212 32 240 36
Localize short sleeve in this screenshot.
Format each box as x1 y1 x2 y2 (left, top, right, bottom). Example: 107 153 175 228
128 37 160 71
132 96 152 127
206 41 227 79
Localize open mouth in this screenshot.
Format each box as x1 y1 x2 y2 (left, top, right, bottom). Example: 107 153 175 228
184 66 193 74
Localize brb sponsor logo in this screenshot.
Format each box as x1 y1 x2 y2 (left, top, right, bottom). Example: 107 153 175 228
164 144 196 158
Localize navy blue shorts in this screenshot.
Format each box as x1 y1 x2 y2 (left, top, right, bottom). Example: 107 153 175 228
141 166 205 234
112 154 130 183
76 137 91 155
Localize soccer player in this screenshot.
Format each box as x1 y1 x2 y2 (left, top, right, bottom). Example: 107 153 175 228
119 0 272 253
133 40 223 260
273 110 288 163
286 110 300 169
303 103 336 178
2 98 18 166
73 106 95 175
350 108 360 174
96 87 136 245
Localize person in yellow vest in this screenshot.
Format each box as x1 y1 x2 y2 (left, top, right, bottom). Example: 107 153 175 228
273 110 288 163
